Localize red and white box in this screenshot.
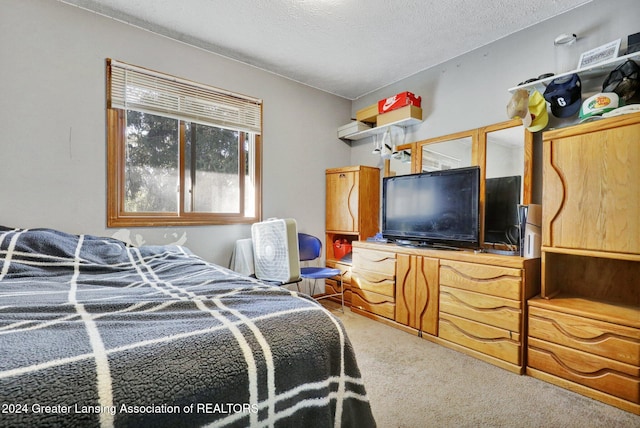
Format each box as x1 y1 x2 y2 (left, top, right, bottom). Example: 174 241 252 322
378 91 422 114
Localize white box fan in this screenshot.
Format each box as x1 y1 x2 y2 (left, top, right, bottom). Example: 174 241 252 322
251 218 301 283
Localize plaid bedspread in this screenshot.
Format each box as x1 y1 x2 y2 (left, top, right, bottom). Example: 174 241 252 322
0 227 375 427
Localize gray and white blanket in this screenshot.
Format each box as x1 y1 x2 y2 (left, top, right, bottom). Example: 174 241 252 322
0 227 375 428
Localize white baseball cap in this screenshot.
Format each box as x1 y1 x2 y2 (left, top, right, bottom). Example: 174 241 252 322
579 93 622 122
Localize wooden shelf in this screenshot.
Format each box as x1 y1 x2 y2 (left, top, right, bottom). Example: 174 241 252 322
541 246 640 262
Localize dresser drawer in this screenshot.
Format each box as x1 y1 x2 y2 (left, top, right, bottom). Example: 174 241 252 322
440 285 521 332
352 249 396 276
440 312 521 365
440 260 522 300
324 278 351 305
529 306 640 366
528 337 640 404
351 268 395 298
326 260 352 283
352 287 395 320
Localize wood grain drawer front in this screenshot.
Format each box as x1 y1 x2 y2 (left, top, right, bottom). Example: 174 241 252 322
351 269 395 298
325 279 351 305
528 337 640 404
352 249 396 276
440 313 521 365
529 306 640 366
326 260 352 283
440 285 521 332
352 287 395 320
440 260 522 300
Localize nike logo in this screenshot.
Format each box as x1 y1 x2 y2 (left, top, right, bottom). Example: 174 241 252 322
382 95 399 112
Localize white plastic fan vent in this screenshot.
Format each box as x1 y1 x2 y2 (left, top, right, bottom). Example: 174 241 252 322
251 218 300 283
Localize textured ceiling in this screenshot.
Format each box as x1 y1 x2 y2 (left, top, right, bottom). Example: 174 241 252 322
58 0 593 99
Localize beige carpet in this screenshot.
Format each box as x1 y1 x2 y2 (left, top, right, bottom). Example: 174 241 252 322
327 304 640 428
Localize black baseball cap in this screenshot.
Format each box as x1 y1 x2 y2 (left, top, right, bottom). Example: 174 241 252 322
602 59 639 101
543 74 582 118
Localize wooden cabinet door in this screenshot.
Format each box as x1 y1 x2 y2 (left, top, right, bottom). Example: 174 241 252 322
396 254 439 335
326 171 358 232
543 121 640 254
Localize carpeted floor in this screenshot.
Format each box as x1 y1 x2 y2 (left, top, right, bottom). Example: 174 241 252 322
327 303 640 428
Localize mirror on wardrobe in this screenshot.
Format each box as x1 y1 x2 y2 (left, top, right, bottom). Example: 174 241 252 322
386 130 476 178
480 119 533 250
417 131 474 173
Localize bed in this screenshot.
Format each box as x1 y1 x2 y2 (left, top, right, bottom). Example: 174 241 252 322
0 227 376 427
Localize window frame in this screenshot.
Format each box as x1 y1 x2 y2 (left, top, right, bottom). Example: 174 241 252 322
106 61 262 227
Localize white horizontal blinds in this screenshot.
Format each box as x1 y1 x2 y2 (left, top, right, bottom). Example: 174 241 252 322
108 59 262 134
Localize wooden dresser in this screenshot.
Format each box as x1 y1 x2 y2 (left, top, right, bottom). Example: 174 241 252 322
351 241 540 374
526 113 640 415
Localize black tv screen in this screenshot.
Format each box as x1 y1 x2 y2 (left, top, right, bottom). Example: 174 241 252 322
382 166 480 249
484 175 521 245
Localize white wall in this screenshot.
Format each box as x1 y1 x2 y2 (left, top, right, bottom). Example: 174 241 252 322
0 0 352 265
350 0 640 203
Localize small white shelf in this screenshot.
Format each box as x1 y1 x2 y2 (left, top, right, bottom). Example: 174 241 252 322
508 51 640 93
339 116 423 141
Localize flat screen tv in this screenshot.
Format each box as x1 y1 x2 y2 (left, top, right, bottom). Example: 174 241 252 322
484 175 521 246
382 166 480 249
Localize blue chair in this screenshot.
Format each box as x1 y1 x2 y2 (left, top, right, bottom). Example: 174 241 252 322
298 233 344 312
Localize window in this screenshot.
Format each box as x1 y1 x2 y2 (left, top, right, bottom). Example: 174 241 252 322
106 59 262 226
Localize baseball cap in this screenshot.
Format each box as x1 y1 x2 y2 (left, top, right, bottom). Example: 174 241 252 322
602 59 639 101
543 74 582 118
506 89 532 127
579 93 622 122
527 90 549 132
602 104 640 118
